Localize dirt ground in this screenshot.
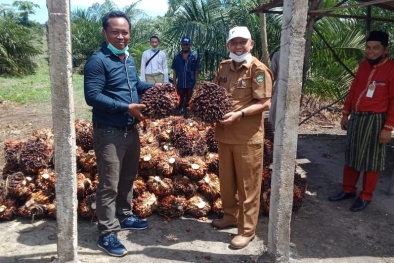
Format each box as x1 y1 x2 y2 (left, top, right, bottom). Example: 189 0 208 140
0 100 394 263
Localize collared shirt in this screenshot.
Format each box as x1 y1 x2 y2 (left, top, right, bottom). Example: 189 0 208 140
140 49 169 83
171 51 201 88
343 58 394 128
213 56 273 144
84 42 152 127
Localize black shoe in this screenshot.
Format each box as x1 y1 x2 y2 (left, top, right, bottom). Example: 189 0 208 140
328 191 356 201
350 197 370 212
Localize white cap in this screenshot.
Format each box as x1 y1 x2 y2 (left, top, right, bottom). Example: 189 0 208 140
227 26 252 43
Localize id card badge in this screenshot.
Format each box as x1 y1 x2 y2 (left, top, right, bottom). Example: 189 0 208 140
366 81 376 98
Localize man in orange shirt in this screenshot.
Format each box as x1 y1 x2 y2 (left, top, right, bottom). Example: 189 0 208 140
211 26 272 248
329 31 394 211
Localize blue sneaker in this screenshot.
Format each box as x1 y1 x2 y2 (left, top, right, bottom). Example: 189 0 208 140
120 215 148 230
97 233 128 257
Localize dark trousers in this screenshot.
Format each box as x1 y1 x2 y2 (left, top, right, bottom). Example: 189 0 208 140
177 88 193 108
93 127 140 236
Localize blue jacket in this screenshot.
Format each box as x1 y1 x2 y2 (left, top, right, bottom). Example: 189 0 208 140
84 42 152 127
171 51 201 88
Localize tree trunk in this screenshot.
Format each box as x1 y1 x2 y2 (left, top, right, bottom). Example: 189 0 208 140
260 0 270 65
47 0 78 261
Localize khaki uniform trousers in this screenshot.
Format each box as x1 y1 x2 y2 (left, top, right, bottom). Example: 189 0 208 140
218 142 263 237
146 73 164 84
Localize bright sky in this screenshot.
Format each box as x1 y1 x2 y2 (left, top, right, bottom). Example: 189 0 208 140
0 0 168 23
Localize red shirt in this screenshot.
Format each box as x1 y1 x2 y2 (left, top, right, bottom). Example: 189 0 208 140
343 58 394 129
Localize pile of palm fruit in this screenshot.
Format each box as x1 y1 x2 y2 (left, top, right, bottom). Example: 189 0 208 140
0 83 307 222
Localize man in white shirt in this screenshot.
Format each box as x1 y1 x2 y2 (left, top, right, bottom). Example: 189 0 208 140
140 36 169 83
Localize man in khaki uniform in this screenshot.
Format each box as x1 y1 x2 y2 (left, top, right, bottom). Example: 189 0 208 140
212 26 272 249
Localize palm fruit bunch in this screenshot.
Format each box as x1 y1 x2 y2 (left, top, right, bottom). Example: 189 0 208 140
132 191 158 218
19 136 54 175
76 173 93 200
263 119 274 167
19 190 52 219
146 176 173 197
140 83 180 119
186 194 211 217
75 119 94 152
6 172 35 202
189 81 233 123
139 146 161 178
46 202 56 219
133 175 147 198
176 156 207 181
171 120 205 156
155 153 177 177
205 152 219 174
32 128 55 146
172 175 198 199
212 197 223 216
2 140 23 176
77 150 97 175
260 167 272 216
35 169 56 195
0 185 17 220
292 172 307 213
205 125 218 153
197 173 220 201
78 193 97 220
157 195 187 218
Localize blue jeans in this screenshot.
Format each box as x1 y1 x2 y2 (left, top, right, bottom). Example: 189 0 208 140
93 127 140 235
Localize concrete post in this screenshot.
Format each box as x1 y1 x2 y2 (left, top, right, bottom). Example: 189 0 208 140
267 0 308 262
46 0 78 262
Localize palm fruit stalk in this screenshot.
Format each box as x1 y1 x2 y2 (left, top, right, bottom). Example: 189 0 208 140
155 153 177 177
197 173 220 201
35 169 56 195
140 83 180 119
146 176 173 197
157 195 187 218
75 119 94 152
188 81 233 123
212 197 224 216
172 175 198 199
2 140 23 177
205 152 219 174
78 193 97 220
139 146 161 179
186 194 211 217
132 191 158 218
19 136 53 175
176 156 207 181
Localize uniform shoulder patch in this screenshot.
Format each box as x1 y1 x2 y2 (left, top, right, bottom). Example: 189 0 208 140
256 71 265 83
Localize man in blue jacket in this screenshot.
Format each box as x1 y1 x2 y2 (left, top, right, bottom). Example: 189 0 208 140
84 11 156 257
171 37 201 117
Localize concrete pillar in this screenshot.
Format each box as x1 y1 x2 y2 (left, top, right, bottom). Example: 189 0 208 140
267 0 308 262
46 0 78 262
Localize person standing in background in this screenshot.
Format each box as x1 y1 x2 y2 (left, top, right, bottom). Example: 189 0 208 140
140 36 169 84
171 36 201 117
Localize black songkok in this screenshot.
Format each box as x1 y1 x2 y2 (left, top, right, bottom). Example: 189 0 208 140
366 31 389 46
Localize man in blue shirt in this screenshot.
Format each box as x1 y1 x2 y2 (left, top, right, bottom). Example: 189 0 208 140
171 37 201 117
84 11 156 257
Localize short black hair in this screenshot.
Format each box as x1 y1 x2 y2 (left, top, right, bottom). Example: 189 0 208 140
150 36 160 42
102 11 131 30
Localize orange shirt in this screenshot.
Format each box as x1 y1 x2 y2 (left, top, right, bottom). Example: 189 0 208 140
343 58 394 129
213 56 273 144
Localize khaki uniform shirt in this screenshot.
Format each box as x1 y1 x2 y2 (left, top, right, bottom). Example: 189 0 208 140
213 56 273 144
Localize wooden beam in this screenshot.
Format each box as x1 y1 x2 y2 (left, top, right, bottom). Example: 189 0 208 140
309 0 394 13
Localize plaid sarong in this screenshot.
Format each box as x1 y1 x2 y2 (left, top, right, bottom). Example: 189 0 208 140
345 111 386 172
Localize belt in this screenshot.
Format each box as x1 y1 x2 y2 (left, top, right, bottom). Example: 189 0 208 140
93 123 137 132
